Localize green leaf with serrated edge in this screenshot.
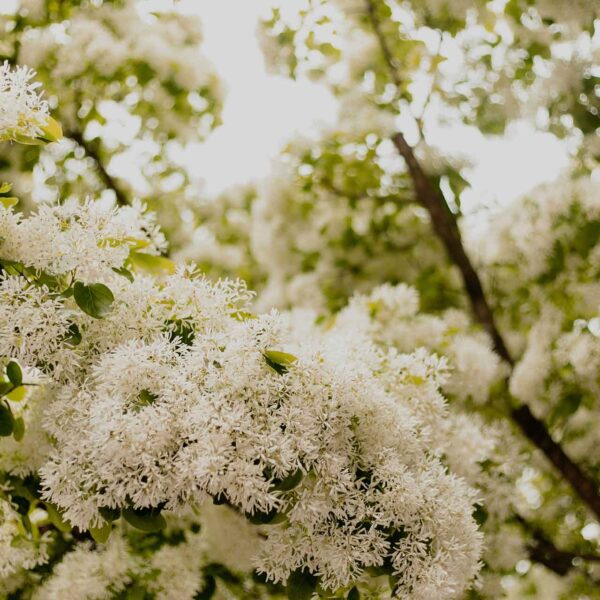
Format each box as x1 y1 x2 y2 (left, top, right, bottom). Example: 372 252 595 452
6 361 22 386
0 402 14 436
12 416 24 441
90 523 112 544
123 507 166 532
45 503 71 533
73 281 114 319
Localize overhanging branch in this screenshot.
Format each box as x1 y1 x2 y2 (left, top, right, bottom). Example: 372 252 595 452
365 0 600 520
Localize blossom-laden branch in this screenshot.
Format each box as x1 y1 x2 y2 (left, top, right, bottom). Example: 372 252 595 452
364 0 600 520
67 131 129 207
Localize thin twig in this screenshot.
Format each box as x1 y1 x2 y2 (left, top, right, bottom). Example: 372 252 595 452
68 131 129 206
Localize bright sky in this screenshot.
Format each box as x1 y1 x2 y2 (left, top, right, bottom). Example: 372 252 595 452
1 0 572 205
186 0 571 208
184 0 337 193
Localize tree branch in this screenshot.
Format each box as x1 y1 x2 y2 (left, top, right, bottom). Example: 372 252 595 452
515 514 600 576
392 133 513 362
68 131 129 207
393 133 600 518
365 0 600 519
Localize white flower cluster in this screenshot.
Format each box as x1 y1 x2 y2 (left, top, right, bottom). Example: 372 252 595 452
337 283 506 405
0 197 166 283
0 61 48 142
473 176 600 351
0 277 76 380
31 535 137 600
246 144 456 313
280 285 522 594
16 0 222 138
0 193 484 596
0 497 50 579
28 503 263 600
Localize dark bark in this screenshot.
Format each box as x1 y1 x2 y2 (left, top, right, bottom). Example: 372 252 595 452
364 0 600 519
392 133 513 364
391 132 600 519
515 514 600 576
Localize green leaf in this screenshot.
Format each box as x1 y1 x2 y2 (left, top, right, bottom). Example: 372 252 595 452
12 416 24 441
129 251 176 275
38 116 63 143
0 402 14 436
6 386 26 402
472 503 488 526
6 361 22 386
347 587 360 600
45 503 71 533
13 133 46 146
0 182 12 194
123 507 166 532
64 323 82 347
0 197 18 209
271 469 303 492
112 266 135 283
73 281 114 319
286 569 318 600
264 350 297 375
90 523 112 544
99 506 121 522
0 381 13 396
194 575 217 600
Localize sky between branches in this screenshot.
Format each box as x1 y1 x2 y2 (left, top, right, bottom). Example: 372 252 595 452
186 0 570 211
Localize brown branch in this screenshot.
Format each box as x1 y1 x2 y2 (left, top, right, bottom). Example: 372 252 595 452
393 136 600 519
393 132 600 518
392 133 513 362
515 514 600 576
365 0 600 520
68 131 129 206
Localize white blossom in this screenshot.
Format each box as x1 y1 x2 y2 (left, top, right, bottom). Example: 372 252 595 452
0 61 48 142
